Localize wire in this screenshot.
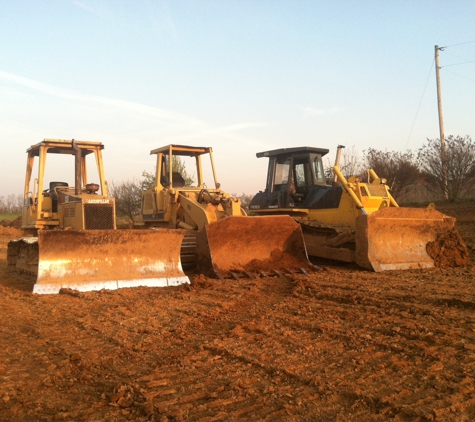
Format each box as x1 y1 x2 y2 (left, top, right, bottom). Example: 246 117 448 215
445 40 475 48
444 50 474 61
405 58 435 151
441 50 475 68
443 59 475 68
442 68 475 84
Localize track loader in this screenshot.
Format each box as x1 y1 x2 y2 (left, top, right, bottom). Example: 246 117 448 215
249 146 469 271
7 139 189 294
134 145 312 278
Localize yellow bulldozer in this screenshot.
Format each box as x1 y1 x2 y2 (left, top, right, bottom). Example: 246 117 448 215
7 139 190 294
134 144 312 278
248 146 469 271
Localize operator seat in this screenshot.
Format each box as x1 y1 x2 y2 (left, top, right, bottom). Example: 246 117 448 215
49 181 69 212
172 172 186 187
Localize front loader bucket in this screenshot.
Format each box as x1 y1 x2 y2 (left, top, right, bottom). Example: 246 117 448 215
34 229 189 294
196 215 311 278
355 207 469 272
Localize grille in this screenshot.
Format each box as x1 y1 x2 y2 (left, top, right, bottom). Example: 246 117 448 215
64 206 75 218
366 184 389 198
84 204 115 230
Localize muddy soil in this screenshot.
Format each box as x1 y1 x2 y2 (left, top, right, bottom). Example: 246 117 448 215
0 202 474 421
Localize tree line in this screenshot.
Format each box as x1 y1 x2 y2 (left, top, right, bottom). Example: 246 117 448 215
335 135 475 202
0 194 22 215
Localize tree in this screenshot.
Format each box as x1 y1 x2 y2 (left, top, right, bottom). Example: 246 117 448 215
140 171 156 190
324 146 365 180
418 135 475 201
110 156 194 223
0 194 22 214
141 156 195 189
232 193 254 212
171 156 195 186
363 148 421 201
108 179 142 224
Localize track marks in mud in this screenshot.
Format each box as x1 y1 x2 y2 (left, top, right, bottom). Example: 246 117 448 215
283 271 475 420
126 276 327 421
2 260 475 420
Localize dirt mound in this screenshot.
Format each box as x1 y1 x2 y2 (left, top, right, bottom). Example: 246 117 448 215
0 216 22 229
427 228 470 267
0 226 24 238
244 248 310 273
9 216 22 228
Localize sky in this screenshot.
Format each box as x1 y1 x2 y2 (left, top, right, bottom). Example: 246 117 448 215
1 0 475 197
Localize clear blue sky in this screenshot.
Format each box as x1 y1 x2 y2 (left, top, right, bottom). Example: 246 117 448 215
1 0 475 196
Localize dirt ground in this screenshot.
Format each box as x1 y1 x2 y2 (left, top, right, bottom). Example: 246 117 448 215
0 202 474 421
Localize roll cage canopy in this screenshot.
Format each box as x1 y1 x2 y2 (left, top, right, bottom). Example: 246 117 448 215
256 146 329 158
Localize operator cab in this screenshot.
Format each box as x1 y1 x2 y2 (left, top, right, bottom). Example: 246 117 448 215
249 146 343 213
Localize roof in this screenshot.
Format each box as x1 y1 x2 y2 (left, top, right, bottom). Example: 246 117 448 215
150 145 213 156
27 139 104 156
256 146 330 158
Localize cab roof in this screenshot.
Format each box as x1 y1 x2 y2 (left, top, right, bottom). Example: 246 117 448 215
150 145 212 156
27 139 104 156
256 146 329 158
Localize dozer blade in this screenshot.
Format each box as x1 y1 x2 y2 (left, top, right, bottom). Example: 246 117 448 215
196 215 311 278
34 229 189 294
355 207 469 272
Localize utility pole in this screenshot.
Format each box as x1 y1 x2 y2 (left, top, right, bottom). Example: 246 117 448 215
435 45 449 200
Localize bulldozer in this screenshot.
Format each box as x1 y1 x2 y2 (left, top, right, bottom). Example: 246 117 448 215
7 139 190 294
248 146 469 271
134 144 312 278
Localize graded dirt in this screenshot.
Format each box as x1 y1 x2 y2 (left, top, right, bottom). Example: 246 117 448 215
0 202 474 421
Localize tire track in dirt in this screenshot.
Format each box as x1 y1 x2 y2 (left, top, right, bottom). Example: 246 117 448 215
125 276 328 421
265 270 475 420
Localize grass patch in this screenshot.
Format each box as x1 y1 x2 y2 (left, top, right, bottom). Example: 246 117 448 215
0 214 21 221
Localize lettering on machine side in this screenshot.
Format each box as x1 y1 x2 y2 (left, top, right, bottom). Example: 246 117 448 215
87 199 110 204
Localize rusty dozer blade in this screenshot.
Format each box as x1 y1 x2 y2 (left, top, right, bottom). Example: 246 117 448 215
196 215 311 278
355 207 469 272
34 229 190 294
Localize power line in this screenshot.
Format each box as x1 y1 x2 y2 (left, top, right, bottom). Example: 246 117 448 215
442 59 475 68
442 50 475 67
443 68 475 84
444 50 474 61
445 40 475 48
405 58 435 151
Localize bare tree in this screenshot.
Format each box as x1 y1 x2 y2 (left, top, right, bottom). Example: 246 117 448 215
232 193 253 213
111 156 194 224
324 146 365 180
108 179 142 224
0 194 23 214
418 135 475 201
363 148 421 201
